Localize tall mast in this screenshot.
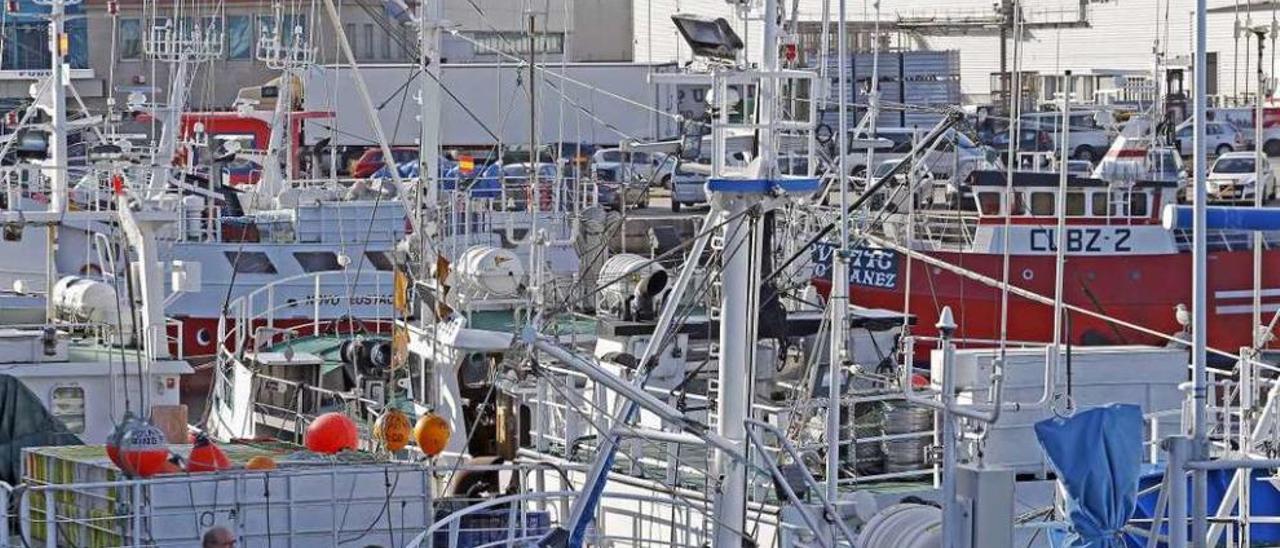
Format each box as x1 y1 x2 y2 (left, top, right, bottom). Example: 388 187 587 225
37 0 75 322
42 0 69 214
1190 0 1210 542
418 0 442 268
827 0 849 501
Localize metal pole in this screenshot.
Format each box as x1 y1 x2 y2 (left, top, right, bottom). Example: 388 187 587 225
712 198 756 547
1052 70 1072 397
827 0 849 502
1191 0 1211 542
1256 29 1267 354
1168 436 1190 547
939 320 959 548
44 0 69 323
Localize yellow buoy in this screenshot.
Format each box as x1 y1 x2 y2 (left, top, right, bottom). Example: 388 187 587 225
245 455 277 471
413 413 451 457
374 408 413 452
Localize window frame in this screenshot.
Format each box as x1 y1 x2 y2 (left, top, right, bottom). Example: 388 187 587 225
49 385 86 434
224 250 278 274
294 251 343 273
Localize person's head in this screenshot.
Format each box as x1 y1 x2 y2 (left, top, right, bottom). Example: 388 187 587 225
202 526 236 548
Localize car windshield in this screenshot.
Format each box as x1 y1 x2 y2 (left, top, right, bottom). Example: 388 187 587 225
873 161 900 178
1213 157 1255 174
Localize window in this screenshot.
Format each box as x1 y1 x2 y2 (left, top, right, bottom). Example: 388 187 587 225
4 1 87 69
119 18 143 60
468 31 565 55
1066 192 1086 216
345 23 356 51
977 192 1002 215
1129 192 1149 217
224 251 277 274
1011 193 1027 215
1091 192 1109 216
294 251 342 272
50 386 85 434
226 16 252 60
382 32 392 59
1030 192 1055 216
364 24 375 60
365 251 395 271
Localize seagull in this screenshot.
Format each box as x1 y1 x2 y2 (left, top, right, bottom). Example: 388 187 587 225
1175 304 1191 328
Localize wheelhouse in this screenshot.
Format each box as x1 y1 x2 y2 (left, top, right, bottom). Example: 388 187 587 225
965 170 1179 224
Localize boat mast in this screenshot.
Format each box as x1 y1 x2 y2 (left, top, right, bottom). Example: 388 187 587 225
418 0 442 269
1190 0 1210 541
826 0 849 501
36 0 75 321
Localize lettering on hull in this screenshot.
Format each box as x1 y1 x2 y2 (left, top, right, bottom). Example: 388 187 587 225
813 243 899 290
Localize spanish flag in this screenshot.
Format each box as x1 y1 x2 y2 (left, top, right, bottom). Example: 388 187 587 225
458 155 475 174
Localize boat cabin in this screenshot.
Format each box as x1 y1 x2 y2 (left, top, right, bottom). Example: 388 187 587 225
965 170 1179 224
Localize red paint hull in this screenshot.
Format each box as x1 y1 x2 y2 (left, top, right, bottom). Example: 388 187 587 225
815 247 1280 360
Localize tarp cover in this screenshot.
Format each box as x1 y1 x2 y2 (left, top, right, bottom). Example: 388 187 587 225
0 375 82 484
1035 403 1143 548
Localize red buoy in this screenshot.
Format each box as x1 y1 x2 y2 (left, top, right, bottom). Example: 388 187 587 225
186 433 231 472
118 421 170 478
305 412 359 454
105 413 139 471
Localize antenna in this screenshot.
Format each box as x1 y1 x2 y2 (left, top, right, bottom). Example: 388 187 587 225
256 3 317 69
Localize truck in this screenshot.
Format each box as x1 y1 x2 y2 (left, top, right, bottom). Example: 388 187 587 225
301 62 686 151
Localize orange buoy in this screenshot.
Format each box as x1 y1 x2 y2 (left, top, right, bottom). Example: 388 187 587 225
305 412 359 454
373 408 413 452
186 433 232 473
105 412 139 471
245 455 277 471
118 421 170 478
413 413 451 457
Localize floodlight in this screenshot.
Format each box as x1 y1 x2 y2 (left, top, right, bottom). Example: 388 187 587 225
671 14 743 62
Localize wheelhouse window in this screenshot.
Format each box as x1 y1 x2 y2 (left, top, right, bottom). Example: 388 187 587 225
1065 192 1086 216
50 386 85 434
1090 192 1109 216
1128 192 1150 217
225 251 277 274
1030 192 1055 216
977 192 1002 215
365 251 395 271
294 251 342 272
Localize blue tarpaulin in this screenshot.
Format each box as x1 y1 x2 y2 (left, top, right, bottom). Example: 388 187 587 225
1035 404 1144 548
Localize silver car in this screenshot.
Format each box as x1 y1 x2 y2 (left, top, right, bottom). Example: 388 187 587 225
1175 121 1246 158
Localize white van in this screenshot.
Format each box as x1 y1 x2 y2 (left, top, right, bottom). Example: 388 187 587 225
1019 110 1117 163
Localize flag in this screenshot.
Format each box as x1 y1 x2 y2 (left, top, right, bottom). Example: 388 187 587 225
458 155 475 174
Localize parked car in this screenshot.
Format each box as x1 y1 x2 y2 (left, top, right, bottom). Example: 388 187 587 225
1204 151 1277 203
595 171 652 210
842 128 993 182
1065 159 1094 176
593 149 662 210
669 166 706 212
985 127 1054 154
349 147 418 178
1174 121 1245 158
501 162 560 210
1019 110 1117 162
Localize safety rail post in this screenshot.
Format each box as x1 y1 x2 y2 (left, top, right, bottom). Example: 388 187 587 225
0 482 8 548
314 275 322 337
43 489 53 548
